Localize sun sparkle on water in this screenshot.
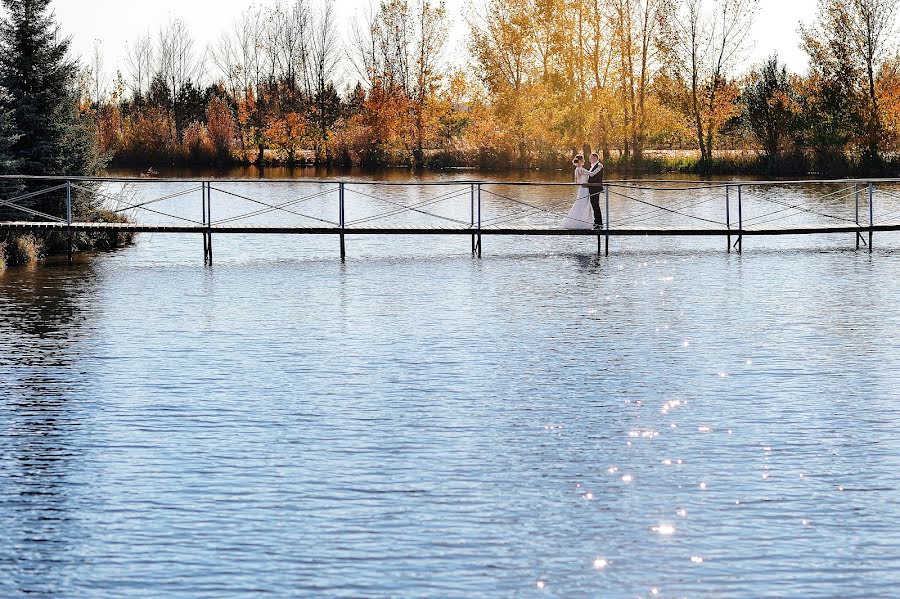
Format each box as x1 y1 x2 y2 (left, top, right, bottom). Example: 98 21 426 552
652 524 676 535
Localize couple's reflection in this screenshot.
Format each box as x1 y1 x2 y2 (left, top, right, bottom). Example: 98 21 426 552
1 263 98 596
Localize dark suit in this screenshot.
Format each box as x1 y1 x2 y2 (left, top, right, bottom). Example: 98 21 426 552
587 161 604 226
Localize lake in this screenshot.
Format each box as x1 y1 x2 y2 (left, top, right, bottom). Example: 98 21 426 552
2 170 899 597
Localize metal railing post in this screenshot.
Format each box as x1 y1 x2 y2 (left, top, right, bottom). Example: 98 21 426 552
604 185 610 257
206 182 213 265
737 184 743 254
855 183 860 250
869 181 874 253
470 183 475 255
476 182 482 258
726 185 731 254
65 178 72 263
201 182 208 264
339 182 346 262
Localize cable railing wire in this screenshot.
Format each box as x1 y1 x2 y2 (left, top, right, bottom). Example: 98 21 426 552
740 186 857 224
345 186 471 227
347 193 472 227
609 188 726 227
612 190 723 227
111 185 203 213
0 184 69 222
2 178 898 238
72 183 204 225
210 186 339 226
742 188 857 227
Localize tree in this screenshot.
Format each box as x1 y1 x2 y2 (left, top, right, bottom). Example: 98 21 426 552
126 31 154 100
156 18 204 140
353 0 449 165
468 0 538 160
877 54 900 152
801 0 897 168
799 29 863 172
742 55 800 170
0 99 22 218
307 0 341 159
662 0 759 167
0 0 103 191
609 0 666 161
90 39 107 106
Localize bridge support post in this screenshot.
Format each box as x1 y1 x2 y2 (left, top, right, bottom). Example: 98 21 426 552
604 186 610 257
202 182 209 264
339 182 346 262
737 185 743 254
66 179 72 263
855 184 861 250
726 185 731 253
205 182 213 265
470 183 475 255
869 182 874 253
476 183 482 258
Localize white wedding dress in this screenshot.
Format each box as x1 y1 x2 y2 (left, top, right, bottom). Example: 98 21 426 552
561 166 595 229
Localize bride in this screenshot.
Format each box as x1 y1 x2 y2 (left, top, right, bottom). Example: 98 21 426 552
561 154 595 229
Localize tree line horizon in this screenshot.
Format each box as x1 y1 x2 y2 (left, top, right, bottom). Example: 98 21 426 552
76 0 900 175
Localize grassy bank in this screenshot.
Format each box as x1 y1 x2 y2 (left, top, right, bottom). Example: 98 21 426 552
0 210 134 270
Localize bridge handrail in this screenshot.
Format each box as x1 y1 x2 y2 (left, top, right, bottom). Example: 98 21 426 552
1 174 900 188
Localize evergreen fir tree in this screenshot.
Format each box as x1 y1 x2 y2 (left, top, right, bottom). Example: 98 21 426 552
0 0 103 217
0 98 23 220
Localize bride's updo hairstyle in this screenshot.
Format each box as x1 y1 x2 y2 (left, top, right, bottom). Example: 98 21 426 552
572 154 584 166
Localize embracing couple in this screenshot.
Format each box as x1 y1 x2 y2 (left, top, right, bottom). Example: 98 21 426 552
562 152 604 230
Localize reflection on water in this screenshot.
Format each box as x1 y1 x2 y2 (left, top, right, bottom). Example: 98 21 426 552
0 265 98 597
2 197 900 596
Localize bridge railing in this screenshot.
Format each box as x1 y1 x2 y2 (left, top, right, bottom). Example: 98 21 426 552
1 175 900 261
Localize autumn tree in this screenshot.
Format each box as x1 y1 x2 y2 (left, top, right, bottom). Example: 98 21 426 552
609 0 666 160
468 0 538 160
354 0 449 165
801 0 897 168
661 0 759 167
742 55 801 170
206 95 235 162
306 0 341 159
156 18 204 139
877 54 900 152
213 7 267 163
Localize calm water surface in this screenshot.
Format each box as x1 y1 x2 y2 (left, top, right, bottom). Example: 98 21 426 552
1 173 900 597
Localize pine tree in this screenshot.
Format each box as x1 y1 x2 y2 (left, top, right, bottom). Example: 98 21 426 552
0 0 103 217
0 99 23 221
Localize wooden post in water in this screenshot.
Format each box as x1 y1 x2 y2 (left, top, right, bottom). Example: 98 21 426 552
604 186 610 257
66 178 72 263
339 182 346 262
869 182 874 253
726 185 731 254
855 183 860 250
476 183 482 258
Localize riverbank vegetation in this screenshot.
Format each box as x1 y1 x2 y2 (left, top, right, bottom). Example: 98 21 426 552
0 0 130 269
81 0 900 176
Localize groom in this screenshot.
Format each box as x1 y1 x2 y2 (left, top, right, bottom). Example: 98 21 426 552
586 152 604 229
